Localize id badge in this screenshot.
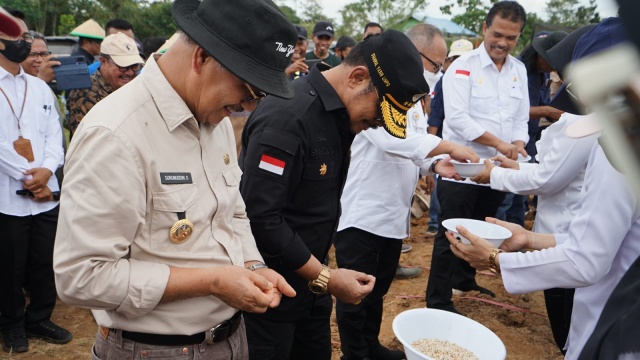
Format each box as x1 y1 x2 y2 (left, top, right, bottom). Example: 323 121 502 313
13 136 34 162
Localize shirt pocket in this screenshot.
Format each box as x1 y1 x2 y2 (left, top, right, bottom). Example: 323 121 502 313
293 160 337 209
150 184 200 252
471 85 496 115
222 164 242 205
508 86 524 111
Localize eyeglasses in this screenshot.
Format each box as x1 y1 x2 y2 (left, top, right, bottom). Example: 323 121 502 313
242 82 267 104
104 56 142 73
419 52 442 73
21 33 34 44
371 85 385 127
28 51 52 58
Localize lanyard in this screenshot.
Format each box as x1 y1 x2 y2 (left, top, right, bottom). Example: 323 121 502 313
0 78 28 137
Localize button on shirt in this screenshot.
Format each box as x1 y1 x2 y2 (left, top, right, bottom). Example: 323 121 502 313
53 56 262 335
0 67 63 216
442 44 529 185
338 102 441 239
239 66 354 311
500 144 640 359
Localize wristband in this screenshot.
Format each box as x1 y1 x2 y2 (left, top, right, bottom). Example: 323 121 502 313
429 158 442 173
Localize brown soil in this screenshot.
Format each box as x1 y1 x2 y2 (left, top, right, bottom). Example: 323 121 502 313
2 215 563 360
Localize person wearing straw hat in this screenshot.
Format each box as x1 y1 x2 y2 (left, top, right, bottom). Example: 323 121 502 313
238 30 460 360
53 0 299 358
66 32 145 138
70 19 105 65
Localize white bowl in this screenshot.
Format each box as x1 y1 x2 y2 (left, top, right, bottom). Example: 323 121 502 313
450 159 490 178
393 308 506 360
442 218 512 247
517 154 532 162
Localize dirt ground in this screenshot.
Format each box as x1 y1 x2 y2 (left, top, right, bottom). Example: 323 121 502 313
2 214 564 360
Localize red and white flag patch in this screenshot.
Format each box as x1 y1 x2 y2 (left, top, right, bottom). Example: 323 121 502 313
455 69 470 79
259 154 285 175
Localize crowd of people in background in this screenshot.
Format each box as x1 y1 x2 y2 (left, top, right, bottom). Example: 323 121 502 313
1 0 638 359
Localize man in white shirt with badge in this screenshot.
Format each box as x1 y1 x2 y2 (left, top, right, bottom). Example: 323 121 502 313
0 12 69 353
425 0 529 314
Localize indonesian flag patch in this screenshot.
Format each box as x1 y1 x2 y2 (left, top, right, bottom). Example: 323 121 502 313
455 69 470 79
259 154 285 175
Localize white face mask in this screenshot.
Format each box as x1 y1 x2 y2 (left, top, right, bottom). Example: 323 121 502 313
423 68 442 92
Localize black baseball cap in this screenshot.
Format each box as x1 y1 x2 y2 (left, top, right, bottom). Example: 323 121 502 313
363 30 430 139
294 25 307 40
313 21 334 37
172 0 297 99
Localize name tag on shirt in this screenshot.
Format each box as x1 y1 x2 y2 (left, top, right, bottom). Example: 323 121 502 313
160 172 193 184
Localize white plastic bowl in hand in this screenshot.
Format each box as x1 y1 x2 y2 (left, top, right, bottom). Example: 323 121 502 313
517 153 532 162
393 308 506 360
442 218 512 247
450 159 490 178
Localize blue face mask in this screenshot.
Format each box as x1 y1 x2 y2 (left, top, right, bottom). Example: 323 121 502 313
0 38 31 63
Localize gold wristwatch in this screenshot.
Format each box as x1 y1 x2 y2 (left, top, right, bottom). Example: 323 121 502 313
489 248 504 274
308 265 331 294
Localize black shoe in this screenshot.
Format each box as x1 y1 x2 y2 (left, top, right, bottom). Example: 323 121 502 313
2 327 29 353
395 266 421 279
457 284 496 298
369 343 406 360
26 320 73 344
425 226 438 237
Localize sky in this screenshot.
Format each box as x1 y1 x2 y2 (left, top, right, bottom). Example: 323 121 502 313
281 0 618 26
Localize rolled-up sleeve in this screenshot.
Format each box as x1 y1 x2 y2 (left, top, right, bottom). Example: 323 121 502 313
54 127 170 317
359 127 441 166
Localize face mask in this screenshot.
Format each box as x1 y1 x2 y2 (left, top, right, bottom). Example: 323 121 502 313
423 69 442 92
0 39 31 64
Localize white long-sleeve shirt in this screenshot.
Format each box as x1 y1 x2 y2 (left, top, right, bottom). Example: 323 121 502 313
442 43 529 186
0 66 63 216
500 144 640 359
489 113 598 233
338 102 441 238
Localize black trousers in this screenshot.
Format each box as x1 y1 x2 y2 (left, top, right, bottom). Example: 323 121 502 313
0 206 59 329
544 287 575 354
245 292 333 360
334 227 402 360
426 180 505 309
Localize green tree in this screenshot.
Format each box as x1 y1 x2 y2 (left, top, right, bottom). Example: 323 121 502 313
440 0 497 35
546 0 600 27
58 14 76 35
337 0 428 39
278 4 302 24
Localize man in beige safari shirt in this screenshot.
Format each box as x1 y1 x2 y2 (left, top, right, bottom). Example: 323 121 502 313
53 0 298 358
